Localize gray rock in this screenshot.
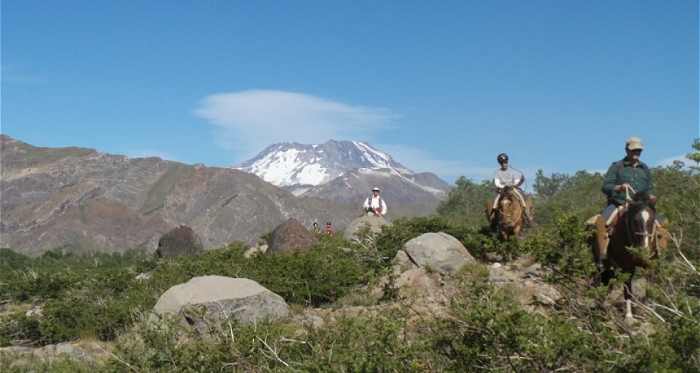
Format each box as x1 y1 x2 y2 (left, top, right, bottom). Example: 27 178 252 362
401 232 476 274
267 218 318 254
154 275 290 337
342 215 391 241
245 244 268 258
523 264 542 277
156 225 204 259
488 275 510 283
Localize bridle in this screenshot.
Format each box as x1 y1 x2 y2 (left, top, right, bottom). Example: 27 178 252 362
623 187 658 256
497 190 521 228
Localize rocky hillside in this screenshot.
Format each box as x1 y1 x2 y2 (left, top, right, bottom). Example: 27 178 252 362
0 135 449 257
0 135 360 257
304 167 450 205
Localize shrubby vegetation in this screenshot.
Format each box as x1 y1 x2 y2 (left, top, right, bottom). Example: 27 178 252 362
1 141 698 372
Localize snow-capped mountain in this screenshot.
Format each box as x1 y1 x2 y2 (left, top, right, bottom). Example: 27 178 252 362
234 140 414 195
233 140 452 210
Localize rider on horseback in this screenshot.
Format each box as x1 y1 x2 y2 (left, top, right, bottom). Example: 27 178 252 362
591 136 668 266
488 153 532 225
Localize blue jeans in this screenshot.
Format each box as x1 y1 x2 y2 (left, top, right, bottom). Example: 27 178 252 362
601 204 664 223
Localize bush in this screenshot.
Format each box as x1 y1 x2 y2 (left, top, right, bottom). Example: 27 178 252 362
1 148 699 370
374 215 479 263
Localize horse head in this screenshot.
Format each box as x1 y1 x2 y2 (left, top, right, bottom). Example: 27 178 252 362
495 186 523 241
624 191 658 256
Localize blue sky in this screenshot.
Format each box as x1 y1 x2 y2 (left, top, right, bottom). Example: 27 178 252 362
2 1 698 188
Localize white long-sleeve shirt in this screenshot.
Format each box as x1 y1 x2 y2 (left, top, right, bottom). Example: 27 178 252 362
363 196 387 215
493 168 521 188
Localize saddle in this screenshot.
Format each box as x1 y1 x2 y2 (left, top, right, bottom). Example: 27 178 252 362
586 206 625 228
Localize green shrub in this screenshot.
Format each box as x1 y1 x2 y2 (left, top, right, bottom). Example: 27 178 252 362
437 176 495 228
375 215 479 263
1 145 699 371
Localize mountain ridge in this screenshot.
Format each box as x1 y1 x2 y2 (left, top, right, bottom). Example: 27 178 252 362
233 139 450 200
0 135 449 257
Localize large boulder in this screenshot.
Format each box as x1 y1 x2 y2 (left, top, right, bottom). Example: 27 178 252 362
398 232 476 274
153 276 290 336
342 215 390 241
266 218 318 254
155 225 203 259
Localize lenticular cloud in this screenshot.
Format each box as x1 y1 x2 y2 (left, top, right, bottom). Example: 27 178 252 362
193 90 398 147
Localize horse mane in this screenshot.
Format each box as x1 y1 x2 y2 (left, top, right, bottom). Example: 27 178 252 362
628 191 655 214
501 185 515 198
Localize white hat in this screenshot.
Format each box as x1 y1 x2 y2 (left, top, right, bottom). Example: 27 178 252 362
372 186 380 191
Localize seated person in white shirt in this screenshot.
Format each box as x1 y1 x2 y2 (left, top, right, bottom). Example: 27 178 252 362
363 186 387 217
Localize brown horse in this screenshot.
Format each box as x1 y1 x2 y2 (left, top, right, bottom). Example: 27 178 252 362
486 186 523 241
592 191 660 321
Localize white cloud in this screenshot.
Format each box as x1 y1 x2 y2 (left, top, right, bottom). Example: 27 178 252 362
194 90 399 161
653 154 691 168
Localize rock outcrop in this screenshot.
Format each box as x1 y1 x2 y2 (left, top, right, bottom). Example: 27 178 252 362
153 276 290 337
155 225 204 259
266 218 318 254
342 215 391 241
398 232 477 274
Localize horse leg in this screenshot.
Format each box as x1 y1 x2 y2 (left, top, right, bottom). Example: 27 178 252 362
498 228 508 242
645 265 656 284
601 266 614 286
623 276 634 321
616 264 638 321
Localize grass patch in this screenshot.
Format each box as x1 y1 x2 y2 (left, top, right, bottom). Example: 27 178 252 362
9 143 95 169
138 163 194 215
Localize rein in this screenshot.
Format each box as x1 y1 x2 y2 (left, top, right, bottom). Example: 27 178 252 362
634 225 657 238
624 185 637 207
498 192 521 228
622 186 657 250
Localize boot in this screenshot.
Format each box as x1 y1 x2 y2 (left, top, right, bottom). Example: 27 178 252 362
524 195 533 226
593 215 610 269
485 202 494 223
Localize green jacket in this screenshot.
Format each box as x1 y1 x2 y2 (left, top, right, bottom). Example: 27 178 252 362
601 157 655 206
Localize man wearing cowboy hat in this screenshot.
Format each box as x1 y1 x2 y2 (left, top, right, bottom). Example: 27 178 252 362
363 186 388 217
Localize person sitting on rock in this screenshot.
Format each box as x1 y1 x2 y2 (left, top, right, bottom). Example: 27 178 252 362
324 221 334 234
363 186 387 217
